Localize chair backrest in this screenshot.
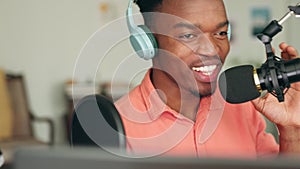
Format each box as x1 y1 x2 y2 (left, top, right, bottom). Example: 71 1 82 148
6 74 33 138
70 94 126 152
0 69 13 140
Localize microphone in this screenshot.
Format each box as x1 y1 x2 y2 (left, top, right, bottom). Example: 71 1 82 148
218 58 300 104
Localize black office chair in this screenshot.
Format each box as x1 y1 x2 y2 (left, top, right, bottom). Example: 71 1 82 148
70 94 126 153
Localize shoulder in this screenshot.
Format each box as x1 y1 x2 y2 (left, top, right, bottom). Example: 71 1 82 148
222 101 267 131
115 85 143 111
224 101 260 119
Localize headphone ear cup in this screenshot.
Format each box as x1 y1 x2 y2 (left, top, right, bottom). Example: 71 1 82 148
227 23 231 41
129 25 158 60
138 25 158 49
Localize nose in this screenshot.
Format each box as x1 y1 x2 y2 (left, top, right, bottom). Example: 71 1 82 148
193 35 218 57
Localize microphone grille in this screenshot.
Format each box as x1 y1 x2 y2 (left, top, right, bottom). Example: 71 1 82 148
219 65 261 104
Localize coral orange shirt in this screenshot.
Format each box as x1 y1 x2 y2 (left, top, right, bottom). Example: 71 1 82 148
115 70 279 158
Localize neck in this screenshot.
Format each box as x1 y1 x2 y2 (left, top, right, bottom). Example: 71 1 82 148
151 69 200 121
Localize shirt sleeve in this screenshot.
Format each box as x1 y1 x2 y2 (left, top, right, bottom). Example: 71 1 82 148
249 104 279 157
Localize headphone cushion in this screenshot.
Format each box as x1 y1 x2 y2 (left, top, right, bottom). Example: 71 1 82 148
129 25 158 59
129 35 143 56
138 25 158 49
227 23 231 41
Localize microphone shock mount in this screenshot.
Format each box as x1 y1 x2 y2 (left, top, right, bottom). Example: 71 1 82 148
256 3 300 102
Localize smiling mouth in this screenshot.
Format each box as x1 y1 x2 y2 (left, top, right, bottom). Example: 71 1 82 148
192 65 217 76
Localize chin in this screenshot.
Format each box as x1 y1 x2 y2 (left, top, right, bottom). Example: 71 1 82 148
197 83 217 97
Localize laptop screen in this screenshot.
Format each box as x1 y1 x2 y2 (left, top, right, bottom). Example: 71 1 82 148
13 146 300 169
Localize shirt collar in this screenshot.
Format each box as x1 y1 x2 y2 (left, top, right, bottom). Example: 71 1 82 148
140 69 226 121
139 69 172 120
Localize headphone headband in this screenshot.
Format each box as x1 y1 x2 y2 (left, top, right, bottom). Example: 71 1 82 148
126 0 136 33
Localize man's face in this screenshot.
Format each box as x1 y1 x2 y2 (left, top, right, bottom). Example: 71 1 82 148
150 0 230 97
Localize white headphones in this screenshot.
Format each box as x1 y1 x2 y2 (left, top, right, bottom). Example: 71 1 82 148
126 0 231 60
227 23 231 41
126 0 158 60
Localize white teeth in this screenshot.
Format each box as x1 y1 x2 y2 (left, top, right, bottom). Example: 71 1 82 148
192 65 217 76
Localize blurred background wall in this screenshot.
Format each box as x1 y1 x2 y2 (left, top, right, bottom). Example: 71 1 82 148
0 0 299 144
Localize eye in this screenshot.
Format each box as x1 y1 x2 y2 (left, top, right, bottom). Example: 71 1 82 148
177 33 197 42
214 31 228 40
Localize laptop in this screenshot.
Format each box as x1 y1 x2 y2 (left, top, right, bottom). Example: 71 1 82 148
12 146 300 169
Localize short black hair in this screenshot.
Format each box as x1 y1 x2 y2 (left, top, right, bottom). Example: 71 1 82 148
134 0 163 13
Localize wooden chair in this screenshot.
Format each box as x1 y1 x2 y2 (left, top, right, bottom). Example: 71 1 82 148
0 70 54 165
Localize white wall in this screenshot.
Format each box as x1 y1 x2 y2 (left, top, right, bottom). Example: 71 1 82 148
0 0 130 144
0 0 300 144
286 0 300 50
224 0 283 68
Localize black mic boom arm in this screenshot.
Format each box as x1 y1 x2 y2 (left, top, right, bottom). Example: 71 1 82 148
256 2 300 102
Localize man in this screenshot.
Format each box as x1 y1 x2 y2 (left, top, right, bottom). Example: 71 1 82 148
115 0 300 158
